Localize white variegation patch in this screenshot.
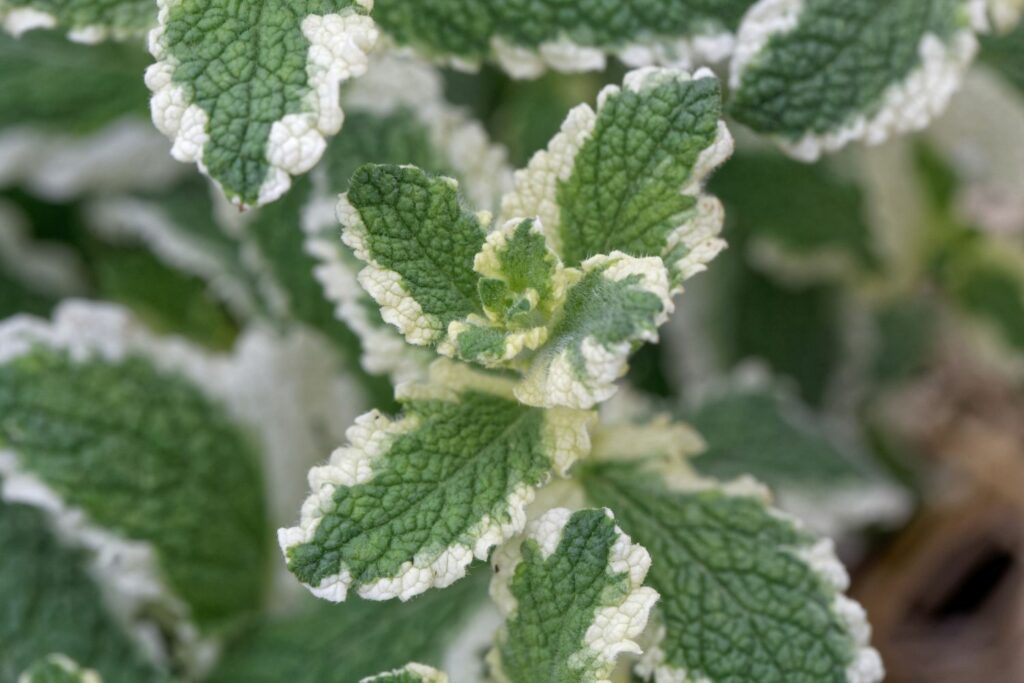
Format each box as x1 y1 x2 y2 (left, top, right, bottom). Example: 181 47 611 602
499 67 731 286
18 654 103 683
489 507 658 683
360 663 449 683
0 200 87 297
279 360 592 603
634 477 884 683
986 0 1024 30
1 6 55 36
338 192 444 346
515 253 674 410
0 119 182 200
732 0 980 161
146 0 378 207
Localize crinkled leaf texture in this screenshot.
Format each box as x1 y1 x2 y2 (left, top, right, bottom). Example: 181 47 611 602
18 654 103 683
360 663 448 683
581 462 884 683
146 0 378 207
280 360 595 602
0 0 154 42
729 0 985 160
0 301 270 671
371 0 752 78
488 507 658 683
499 67 732 288
338 67 729 408
0 499 164 682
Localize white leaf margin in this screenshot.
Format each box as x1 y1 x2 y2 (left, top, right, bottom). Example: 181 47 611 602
277 359 595 603
0 301 369 670
514 252 675 411
729 0 988 161
145 0 379 207
487 507 659 683
498 66 732 287
359 663 449 683
18 654 104 683
305 54 513 383
632 476 885 683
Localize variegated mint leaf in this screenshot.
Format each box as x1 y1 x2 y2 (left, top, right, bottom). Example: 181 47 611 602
0 31 180 200
500 67 732 291
1 499 164 682
295 55 511 385
0 303 269 643
208 566 490 683
146 0 378 208
360 663 448 683
371 0 752 79
279 360 595 602
488 507 658 683
515 253 674 410
0 0 154 43
729 0 984 161
339 164 489 347
439 218 574 368
687 371 909 536
18 655 103 683
581 463 884 683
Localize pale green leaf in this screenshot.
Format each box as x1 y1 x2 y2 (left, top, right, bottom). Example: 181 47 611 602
0 0 154 42
0 31 178 200
146 0 377 207
371 0 753 78
360 663 448 683
729 0 982 160
581 463 883 683
488 507 658 683
208 565 490 683
279 360 594 602
687 375 909 535
499 67 732 289
0 499 165 682
0 304 269 635
18 655 103 683
514 253 674 410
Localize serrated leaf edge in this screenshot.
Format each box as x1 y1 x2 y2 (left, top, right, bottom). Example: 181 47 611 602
278 362 595 602
488 507 659 683
633 477 884 683
145 0 378 207
498 67 731 287
730 0 984 161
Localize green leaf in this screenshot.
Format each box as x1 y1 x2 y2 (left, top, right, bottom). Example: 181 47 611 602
942 238 1024 353
709 152 882 280
515 253 674 410
0 31 177 200
18 655 103 683
982 17 1024 92
280 360 594 602
371 0 753 78
360 664 448 683
340 164 490 347
488 508 658 683
581 464 884 683
146 0 378 207
729 0 981 160
209 566 489 683
499 67 731 288
0 0 154 42
0 304 269 633
0 498 164 682
687 377 908 534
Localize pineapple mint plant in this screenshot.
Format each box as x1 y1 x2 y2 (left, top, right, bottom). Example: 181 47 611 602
1 0 1023 682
